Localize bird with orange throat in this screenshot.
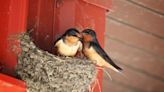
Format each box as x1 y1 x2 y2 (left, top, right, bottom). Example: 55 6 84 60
54 28 82 57
81 29 122 73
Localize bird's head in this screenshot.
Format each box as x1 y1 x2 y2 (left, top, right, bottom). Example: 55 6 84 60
63 28 82 43
81 29 97 42
64 28 81 38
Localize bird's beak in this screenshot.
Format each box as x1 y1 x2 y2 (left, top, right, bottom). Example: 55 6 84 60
81 32 86 38
76 33 82 38
76 33 83 41
81 32 85 37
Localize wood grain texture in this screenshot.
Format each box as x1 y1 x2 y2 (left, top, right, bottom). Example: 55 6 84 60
108 0 164 38
106 19 164 58
103 0 164 92
128 0 164 14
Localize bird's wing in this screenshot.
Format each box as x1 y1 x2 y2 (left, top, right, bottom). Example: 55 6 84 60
91 42 122 70
54 36 63 47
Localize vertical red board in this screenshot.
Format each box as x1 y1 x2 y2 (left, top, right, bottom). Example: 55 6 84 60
0 0 28 74
53 0 77 40
27 0 55 52
82 0 112 11
0 0 28 91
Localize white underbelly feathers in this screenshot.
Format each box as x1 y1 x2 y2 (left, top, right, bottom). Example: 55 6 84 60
55 40 82 56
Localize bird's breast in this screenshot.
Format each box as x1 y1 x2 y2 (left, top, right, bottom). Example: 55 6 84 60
56 40 80 56
83 46 105 66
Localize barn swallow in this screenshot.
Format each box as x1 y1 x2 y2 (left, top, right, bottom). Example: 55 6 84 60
54 28 82 57
81 29 122 72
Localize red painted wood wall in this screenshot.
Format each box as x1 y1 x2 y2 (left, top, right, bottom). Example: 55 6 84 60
0 0 28 91
0 0 28 75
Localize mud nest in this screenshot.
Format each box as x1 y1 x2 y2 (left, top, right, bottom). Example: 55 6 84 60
16 33 97 92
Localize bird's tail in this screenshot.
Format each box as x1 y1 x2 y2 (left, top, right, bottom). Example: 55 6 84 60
104 63 129 80
104 61 122 73
103 66 128 81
